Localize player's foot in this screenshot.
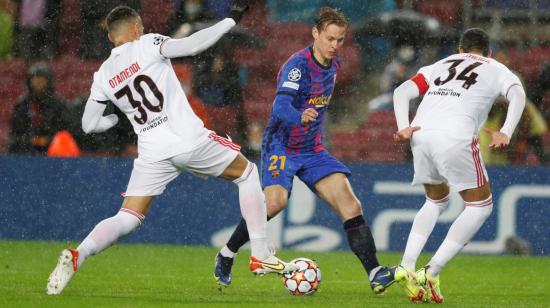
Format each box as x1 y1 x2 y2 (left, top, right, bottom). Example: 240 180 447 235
370 266 397 294
394 265 427 302
249 255 300 275
214 253 234 286
416 267 444 304
46 248 79 295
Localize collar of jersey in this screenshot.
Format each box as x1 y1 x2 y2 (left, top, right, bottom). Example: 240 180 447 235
309 46 332 70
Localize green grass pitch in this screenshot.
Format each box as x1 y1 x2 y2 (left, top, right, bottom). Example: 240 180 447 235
1 240 549 307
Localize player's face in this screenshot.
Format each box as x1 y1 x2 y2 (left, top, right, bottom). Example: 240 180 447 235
313 24 346 62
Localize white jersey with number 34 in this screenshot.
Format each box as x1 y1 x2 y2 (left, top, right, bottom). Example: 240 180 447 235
89 33 209 162
411 53 522 139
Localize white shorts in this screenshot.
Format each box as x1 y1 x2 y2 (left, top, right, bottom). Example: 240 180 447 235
411 130 488 192
125 132 241 196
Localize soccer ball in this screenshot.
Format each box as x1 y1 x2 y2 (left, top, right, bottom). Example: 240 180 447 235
283 258 321 296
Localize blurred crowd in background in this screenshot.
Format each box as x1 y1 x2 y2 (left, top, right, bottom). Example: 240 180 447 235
1 0 550 165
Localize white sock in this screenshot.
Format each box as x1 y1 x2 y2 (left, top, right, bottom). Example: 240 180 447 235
220 245 236 258
401 196 449 271
76 208 144 267
233 162 269 260
427 195 493 276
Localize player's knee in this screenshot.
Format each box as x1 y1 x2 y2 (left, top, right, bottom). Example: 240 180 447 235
266 198 286 217
339 199 363 221
233 161 258 184
117 208 145 235
427 194 450 213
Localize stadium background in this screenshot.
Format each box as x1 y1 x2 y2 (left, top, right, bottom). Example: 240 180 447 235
1 0 550 256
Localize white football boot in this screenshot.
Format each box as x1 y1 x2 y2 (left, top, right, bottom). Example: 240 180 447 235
249 255 300 275
46 248 79 295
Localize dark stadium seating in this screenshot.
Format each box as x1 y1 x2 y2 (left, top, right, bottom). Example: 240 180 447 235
141 0 173 34
508 46 550 84
330 110 407 163
413 0 464 26
58 0 81 56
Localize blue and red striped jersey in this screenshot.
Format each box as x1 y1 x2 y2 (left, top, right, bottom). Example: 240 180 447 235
262 46 340 155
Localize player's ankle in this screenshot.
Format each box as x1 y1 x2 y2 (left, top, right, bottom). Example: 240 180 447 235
220 246 236 258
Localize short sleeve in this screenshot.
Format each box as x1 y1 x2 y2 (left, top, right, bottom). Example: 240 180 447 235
276 58 306 97
499 69 523 97
139 33 170 62
89 72 109 102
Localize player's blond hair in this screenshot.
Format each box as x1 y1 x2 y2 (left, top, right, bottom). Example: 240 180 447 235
315 7 349 31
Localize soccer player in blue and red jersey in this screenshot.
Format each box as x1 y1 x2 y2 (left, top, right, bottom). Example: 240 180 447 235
214 7 396 294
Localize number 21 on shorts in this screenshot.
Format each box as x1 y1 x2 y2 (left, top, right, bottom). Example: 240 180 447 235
268 155 286 171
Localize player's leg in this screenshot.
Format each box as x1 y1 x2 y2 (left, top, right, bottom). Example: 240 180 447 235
400 183 450 271
218 153 271 261
186 135 298 279
47 157 177 295
314 172 394 293
215 184 290 284
76 196 153 266
221 149 297 258
46 196 153 295
420 136 494 303
430 185 493 270
222 184 289 257
220 154 299 275
394 183 448 302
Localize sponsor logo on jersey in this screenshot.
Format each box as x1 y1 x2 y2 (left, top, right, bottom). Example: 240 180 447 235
288 68 301 81
282 81 300 90
307 95 331 107
426 87 461 98
153 36 167 46
109 62 141 88
271 170 280 179
139 115 168 133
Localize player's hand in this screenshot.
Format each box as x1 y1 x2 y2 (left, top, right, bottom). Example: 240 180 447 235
483 127 510 149
393 126 421 142
230 0 251 23
301 108 318 125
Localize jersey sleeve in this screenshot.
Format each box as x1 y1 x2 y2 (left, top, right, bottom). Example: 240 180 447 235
89 72 109 102
276 57 306 98
409 64 433 95
499 68 523 97
139 33 170 62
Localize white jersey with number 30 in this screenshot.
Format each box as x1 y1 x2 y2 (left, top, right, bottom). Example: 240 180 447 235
410 53 522 139
89 33 209 162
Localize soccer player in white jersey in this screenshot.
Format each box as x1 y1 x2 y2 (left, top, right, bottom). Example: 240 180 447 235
391 28 526 303
46 3 299 295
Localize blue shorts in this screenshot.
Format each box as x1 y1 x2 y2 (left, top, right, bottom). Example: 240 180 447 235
260 148 351 192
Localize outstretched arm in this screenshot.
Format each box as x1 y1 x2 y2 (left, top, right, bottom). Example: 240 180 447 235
82 97 119 134
161 18 236 58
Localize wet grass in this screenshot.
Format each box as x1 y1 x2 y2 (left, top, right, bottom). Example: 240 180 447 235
1 240 549 307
